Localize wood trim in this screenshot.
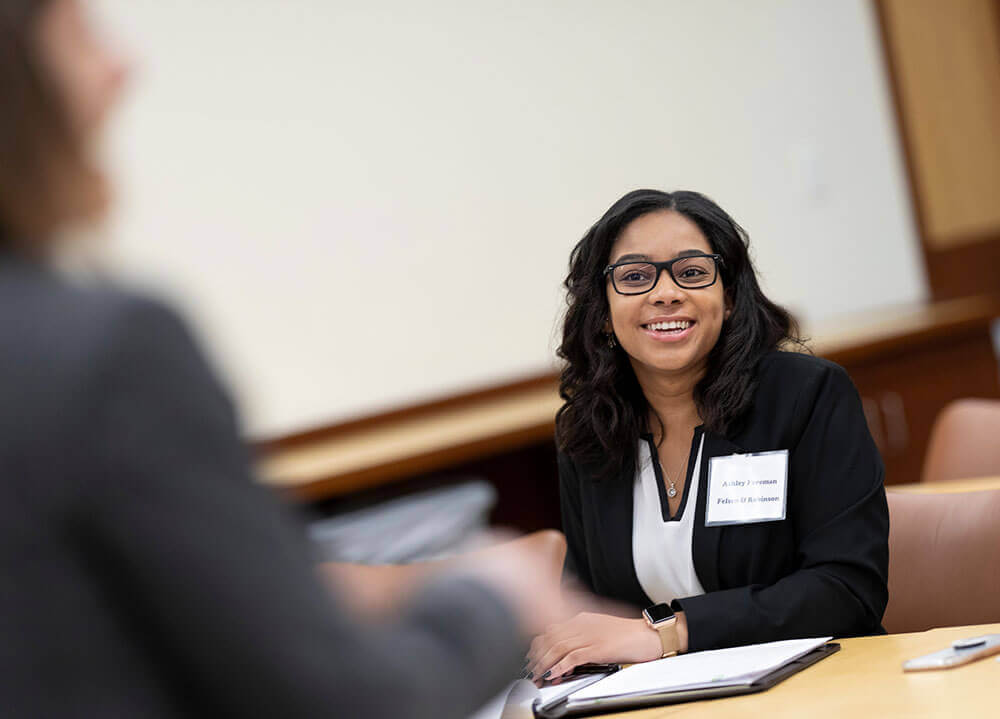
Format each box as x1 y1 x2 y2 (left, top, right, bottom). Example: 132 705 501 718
273 421 558 502
922 232 1000 301
258 380 563 501
813 294 1000 366
873 0 1000 301
254 371 558 453
872 0 932 263
258 295 1000 502
889 476 1000 494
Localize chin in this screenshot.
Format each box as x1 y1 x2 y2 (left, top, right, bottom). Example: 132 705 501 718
634 350 699 375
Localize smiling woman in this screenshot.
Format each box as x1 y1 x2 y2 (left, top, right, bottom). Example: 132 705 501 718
527 189 889 682
557 190 800 484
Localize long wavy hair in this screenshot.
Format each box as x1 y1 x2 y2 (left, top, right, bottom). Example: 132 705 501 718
555 189 802 482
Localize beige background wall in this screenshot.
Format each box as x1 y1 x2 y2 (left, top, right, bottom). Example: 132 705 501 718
92 0 925 437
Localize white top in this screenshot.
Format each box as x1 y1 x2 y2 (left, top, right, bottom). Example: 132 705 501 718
632 432 707 605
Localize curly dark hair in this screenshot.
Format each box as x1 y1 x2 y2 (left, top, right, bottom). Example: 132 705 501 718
555 189 803 482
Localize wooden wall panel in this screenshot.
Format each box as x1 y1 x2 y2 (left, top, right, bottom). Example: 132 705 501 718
878 0 1000 248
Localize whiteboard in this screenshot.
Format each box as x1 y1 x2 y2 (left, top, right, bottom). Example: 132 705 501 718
93 0 926 437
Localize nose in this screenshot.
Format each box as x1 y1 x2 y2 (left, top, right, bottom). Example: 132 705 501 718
646 268 685 305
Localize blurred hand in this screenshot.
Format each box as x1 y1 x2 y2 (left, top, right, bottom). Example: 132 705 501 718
525 611 688 684
318 562 427 618
319 529 572 635
454 530 567 637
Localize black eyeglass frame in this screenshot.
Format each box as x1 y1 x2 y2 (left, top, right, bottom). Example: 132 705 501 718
603 253 724 296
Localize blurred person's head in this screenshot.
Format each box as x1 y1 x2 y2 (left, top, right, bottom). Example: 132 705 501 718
556 189 801 480
0 0 127 252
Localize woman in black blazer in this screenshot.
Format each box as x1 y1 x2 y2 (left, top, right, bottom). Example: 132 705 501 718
527 189 888 680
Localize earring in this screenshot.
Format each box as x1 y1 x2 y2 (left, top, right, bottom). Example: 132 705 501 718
607 333 617 349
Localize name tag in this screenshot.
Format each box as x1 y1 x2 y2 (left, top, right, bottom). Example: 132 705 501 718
705 450 789 526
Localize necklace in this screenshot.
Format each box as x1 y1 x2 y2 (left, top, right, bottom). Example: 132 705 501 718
663 456 685 499
654 427 691 502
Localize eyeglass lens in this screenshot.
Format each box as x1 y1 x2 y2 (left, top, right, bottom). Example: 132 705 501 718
611 256 717 293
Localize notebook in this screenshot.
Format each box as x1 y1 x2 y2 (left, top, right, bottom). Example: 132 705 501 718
533 636 836 717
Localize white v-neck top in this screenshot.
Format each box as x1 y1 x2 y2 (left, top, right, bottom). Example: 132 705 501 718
632 432 707 605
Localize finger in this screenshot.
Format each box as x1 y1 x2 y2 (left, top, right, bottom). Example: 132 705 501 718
529 638 581 678
532 665 562 688
527 628 558 663
526 633 554 667
528 634 579 676
527 624 583 668
548 647 594 680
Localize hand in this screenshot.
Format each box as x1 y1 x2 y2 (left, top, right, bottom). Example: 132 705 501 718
525 611 665 684
317 563 426 617
318 530 568 634
454 530 568 637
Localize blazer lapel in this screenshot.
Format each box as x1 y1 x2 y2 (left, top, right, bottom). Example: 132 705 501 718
692 431 746 593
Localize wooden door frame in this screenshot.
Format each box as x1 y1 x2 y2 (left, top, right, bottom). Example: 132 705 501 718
872 0 1000 301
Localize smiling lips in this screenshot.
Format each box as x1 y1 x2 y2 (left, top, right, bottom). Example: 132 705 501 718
641 318 696 342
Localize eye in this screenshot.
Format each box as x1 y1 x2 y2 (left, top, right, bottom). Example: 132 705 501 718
614 263 656 286
679 267 708 279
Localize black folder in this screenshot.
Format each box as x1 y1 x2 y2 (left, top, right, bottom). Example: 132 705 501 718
533 643 840 718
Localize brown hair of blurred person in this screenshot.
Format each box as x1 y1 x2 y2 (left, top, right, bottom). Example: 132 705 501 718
0 0 125 250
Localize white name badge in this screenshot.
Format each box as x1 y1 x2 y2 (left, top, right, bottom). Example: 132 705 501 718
705 450 789 526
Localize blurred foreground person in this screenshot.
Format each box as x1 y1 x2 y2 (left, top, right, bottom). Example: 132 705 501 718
0 1 560 716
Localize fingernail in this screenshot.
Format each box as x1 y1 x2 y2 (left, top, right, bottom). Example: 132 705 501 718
526 671 534 680
542 671 551 679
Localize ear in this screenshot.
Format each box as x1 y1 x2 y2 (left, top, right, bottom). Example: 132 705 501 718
724 290 734 320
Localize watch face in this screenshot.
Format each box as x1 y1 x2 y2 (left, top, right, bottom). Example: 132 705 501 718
644 603 675 623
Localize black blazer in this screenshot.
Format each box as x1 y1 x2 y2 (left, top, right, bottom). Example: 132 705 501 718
559 351 889 652
0 255 523 718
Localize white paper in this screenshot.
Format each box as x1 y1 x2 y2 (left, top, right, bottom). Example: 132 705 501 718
567 637 831 705
705 450 789 526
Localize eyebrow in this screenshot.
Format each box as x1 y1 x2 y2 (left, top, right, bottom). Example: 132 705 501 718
611 249 709 264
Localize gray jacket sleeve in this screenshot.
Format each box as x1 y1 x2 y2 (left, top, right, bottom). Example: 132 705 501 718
76 296 524 718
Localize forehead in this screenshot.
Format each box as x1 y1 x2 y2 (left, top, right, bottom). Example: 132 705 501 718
609 210 712 262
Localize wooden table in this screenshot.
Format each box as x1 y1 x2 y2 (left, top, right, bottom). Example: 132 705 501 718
888 476 1000 494
594 623 1000 718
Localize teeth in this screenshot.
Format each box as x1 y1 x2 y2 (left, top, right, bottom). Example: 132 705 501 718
645 320 692 331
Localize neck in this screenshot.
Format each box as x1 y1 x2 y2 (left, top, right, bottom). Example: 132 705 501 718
631 358 705 443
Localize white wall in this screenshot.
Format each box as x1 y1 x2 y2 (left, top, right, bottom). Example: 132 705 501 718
93 0 926 437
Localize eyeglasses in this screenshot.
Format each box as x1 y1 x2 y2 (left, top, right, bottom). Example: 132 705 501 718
604 254 723 295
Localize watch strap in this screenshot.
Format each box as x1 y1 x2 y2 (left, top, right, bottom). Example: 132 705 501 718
645 614 679 658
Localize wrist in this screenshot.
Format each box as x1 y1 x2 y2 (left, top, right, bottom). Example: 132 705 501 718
636 618 665 661
642 602 681 658
641 605 689 658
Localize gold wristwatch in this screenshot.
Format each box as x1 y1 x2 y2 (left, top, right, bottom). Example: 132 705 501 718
643 603 680 658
